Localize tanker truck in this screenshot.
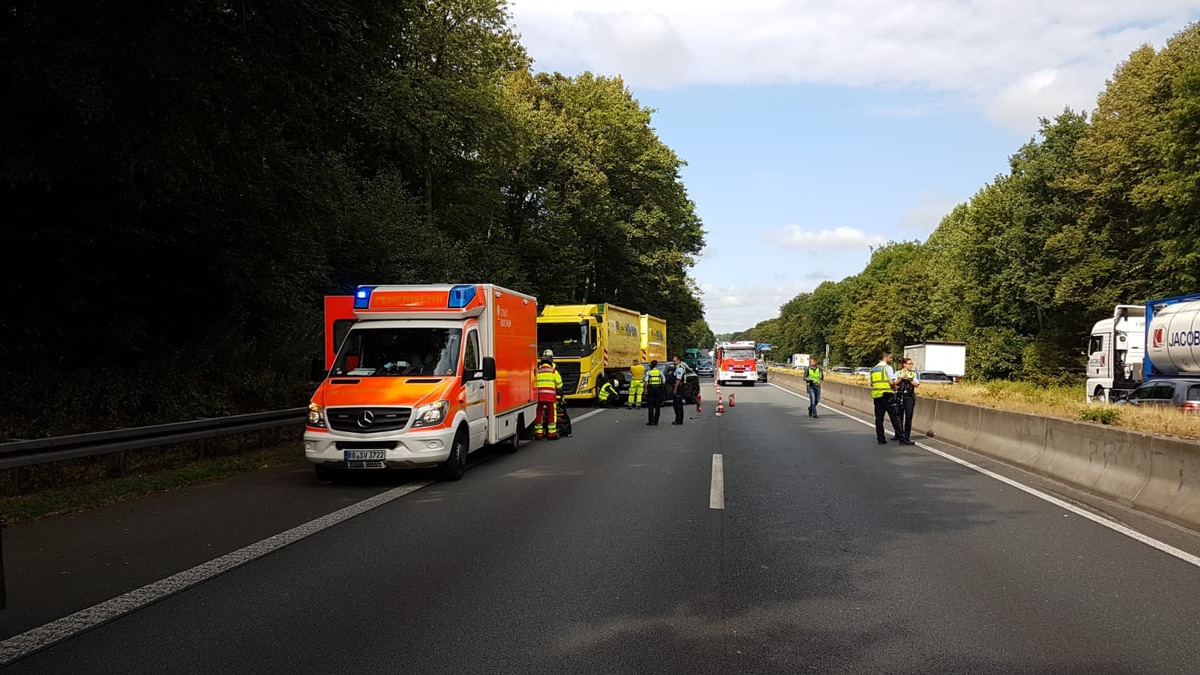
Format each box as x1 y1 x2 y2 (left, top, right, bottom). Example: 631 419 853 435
1086 293 1200 402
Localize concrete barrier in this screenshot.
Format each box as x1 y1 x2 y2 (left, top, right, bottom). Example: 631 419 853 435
767 368 1200 531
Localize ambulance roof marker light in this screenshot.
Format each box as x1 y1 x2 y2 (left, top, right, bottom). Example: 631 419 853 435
354 286 376 309
448 284 477 309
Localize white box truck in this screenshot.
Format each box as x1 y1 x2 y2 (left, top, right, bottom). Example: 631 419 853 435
904 342 966 381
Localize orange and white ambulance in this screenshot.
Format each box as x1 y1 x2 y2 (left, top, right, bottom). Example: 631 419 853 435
305 284 538 481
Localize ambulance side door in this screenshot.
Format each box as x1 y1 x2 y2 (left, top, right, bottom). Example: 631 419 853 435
462 327 488 448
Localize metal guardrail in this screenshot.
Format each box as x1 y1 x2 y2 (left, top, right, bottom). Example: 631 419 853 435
0 408 307 471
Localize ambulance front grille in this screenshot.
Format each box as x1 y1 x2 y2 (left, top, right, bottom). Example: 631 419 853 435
327 407 412 433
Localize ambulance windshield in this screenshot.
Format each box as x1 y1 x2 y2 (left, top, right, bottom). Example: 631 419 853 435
332 327 462 377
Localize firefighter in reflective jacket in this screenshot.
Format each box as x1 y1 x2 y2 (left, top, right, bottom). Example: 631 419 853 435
534 353 563 439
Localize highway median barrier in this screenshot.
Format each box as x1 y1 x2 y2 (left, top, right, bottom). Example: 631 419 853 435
768 367 1200 532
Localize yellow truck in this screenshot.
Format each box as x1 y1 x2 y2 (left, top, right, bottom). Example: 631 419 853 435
640 314 667 363
537 303 643 402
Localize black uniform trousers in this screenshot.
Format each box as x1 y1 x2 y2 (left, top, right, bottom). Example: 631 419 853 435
874 393 902 442
672 388 685 423
647 387 664 425
895 394 915 442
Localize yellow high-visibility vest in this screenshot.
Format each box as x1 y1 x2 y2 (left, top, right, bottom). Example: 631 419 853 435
870 363 892 399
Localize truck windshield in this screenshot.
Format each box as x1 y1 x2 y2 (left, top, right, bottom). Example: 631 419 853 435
537 323 591 357
724 349 756 360
331 327 462 377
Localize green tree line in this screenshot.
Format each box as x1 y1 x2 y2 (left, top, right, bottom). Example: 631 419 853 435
730 24 1200 384
0 0 710 437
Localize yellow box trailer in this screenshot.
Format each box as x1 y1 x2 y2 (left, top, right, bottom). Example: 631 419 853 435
640 314 667 364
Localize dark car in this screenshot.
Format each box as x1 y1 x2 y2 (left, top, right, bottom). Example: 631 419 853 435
916 370 955 384
1117 378 1200 412
757 361 768 383
831 366 853 375
696 359 714 377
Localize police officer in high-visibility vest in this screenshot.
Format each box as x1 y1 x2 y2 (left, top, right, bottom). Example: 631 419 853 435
534 352 563 439
870 350 902 445
893 358 920 445
627 359 645 409
644 360 665 425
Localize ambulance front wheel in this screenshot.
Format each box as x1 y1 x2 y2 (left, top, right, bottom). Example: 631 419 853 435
439 427 469 481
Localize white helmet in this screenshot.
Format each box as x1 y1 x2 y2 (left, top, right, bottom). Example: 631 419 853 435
542 349 554 360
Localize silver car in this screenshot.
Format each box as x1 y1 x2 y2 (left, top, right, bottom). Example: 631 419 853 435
1117 378 1200 412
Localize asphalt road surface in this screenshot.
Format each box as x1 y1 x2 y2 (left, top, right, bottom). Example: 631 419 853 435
5 382 1200 673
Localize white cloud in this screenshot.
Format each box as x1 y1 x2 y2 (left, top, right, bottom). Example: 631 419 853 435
701 281 813 332
900 192 963 235
766 225 887 250
509 0 1200 131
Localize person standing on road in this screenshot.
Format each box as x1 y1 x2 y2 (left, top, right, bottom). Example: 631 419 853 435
645 360 664 425
870 350 902 445
804 356 824 418
534 353 563 439
628 359 645 409
670 355 687 425
893 358 920 445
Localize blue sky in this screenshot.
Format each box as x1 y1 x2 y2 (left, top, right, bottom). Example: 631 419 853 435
508 1 1200 332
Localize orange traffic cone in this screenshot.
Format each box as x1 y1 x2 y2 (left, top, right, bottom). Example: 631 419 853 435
729 393 735 408
716 396 725 416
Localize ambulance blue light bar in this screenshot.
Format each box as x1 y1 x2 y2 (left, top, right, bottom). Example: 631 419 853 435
447 285 477 309
354 286 377 309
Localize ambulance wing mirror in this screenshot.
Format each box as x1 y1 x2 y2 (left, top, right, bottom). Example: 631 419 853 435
481 357 497 381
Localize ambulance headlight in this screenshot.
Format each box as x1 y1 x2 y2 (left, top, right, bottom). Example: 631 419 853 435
307 402 326 428
412 401 449 428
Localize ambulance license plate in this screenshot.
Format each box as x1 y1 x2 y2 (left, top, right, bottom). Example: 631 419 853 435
344 450 386 461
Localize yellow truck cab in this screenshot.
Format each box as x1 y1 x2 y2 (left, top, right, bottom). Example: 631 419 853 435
537 304 642 402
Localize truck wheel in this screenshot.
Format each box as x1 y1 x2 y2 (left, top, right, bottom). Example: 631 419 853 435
1093 386 1108 404
747 381 756 387
439 428 469 481
314 464 340 483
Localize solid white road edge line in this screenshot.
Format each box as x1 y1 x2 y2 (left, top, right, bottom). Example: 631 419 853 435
768 383 1200 570
0 409 607 666
710 454 725 510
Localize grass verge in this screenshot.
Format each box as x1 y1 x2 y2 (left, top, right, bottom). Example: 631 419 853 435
0 443 302 524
